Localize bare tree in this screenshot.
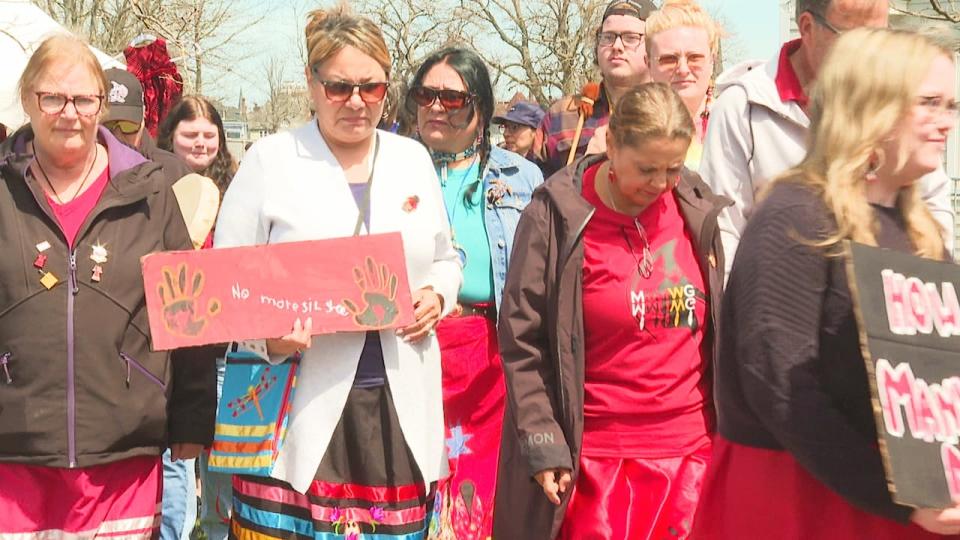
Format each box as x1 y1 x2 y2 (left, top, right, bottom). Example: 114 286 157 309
127 0 266 93
38 0 142 54
354 0 468 86
257 56 309 134
894 0 959 22
36 0 264 94
458 0 607 105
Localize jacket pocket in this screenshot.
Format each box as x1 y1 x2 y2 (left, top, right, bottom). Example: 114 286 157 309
120 352 167 390
0 352 11 384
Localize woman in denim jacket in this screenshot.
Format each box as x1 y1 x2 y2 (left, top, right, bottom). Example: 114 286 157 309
407 47 543 539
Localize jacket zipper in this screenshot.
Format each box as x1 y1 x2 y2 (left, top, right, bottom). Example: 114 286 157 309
0 352 11 384
120 352 167 390
555 209 594 425
67 250 78 467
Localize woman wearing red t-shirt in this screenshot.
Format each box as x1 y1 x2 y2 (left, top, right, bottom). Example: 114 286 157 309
493 82 730 539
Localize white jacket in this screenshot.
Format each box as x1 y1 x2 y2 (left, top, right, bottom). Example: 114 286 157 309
214 120 462 493
701 56 955 277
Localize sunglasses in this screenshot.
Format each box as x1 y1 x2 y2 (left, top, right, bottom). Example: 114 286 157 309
409 86 474 111
315 79 389 104
104 119 141 134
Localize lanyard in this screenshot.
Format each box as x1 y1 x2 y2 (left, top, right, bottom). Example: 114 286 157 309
352 134 381 237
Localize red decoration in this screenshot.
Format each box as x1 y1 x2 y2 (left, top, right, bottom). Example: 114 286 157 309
124 38 184 138
402 195 420 213
33 254 47 269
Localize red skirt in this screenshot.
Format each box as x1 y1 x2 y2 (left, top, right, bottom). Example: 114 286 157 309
0 455 161 538
432 313 504 540
558 441 711 540
691 437 959 540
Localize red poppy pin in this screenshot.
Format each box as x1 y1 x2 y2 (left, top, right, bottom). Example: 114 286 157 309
403 195 420 213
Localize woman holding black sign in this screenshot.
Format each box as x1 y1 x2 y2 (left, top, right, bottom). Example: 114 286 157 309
691 29 960 538
214 6 461 539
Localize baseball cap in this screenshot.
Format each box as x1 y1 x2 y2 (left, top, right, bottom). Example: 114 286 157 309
601 0 657 24
492 101 545 129
103 68 144 125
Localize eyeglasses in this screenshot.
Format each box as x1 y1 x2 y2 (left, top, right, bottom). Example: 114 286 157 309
597 31 644 50
35 92 104 116
313 77 389 104
656 53 708 72
409 86 474 111
917 95 960 120
807 10 842 34
104 119 141 134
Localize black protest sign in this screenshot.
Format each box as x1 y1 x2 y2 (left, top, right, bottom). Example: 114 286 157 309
846 241 960 508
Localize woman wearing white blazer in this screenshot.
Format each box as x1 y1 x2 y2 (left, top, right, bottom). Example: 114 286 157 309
212 7 461 539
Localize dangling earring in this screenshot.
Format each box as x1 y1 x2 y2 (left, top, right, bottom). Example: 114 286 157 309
865 150 884 182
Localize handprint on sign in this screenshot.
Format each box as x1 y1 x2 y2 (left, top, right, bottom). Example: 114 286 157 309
342 256 400 329
157 263 221 337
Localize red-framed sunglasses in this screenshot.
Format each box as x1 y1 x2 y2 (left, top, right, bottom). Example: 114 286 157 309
408 86 474 111
314 78 389 104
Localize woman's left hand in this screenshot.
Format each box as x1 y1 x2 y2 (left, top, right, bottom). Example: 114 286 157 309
170 443 203 461
397 287 444 343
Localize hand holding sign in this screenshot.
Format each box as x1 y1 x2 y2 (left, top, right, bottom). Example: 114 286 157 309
266 317 313 357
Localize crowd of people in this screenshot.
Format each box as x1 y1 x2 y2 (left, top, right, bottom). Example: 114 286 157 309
0 0 958 539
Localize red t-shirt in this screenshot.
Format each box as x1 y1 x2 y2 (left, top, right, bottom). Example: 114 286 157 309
46 167 110 248
580 163 712 458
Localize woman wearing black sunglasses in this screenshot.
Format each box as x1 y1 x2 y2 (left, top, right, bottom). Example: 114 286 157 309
406 48 543 538
214 7 462 539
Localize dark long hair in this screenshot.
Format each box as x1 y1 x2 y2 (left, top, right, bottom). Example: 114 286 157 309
157 96 237 195
407 47 494 206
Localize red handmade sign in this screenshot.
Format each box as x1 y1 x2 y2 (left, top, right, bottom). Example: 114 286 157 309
141 233 415 350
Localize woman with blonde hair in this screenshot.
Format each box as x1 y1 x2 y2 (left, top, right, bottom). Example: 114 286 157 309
0 34 215 537
645 0 721 167
692 28 960 539
214 5 461 539
493 82 730 539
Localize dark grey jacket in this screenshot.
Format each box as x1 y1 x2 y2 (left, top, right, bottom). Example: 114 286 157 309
493 154 731 539
0 126 216 468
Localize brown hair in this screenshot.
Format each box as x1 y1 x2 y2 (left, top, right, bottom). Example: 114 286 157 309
608 82 694 148
157 96 237 195
304 5 391 78
18 34 108 114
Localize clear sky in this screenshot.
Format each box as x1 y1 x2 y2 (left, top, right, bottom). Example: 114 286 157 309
213 0 783 107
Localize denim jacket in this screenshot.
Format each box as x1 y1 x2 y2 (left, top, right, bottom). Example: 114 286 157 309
482 146 544 311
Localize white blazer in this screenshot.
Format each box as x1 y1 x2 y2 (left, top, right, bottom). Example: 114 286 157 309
214 120 462 493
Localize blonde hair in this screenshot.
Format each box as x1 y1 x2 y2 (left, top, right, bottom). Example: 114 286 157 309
304 5 391 78
777 28 951 260
18 34 108 113
645 0 723 57
608 82 694 148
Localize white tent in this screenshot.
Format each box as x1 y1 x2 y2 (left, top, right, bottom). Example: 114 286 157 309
0 0 124 129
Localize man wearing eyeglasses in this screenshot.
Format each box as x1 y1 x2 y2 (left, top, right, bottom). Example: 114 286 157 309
102 68 190 184
700 0 955 278
535 0 656 176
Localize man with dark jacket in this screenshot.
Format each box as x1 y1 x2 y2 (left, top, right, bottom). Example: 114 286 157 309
103 67 213 540
103 68 191 185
